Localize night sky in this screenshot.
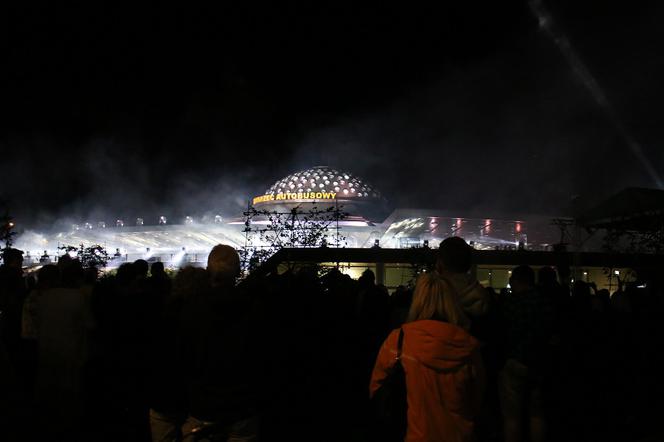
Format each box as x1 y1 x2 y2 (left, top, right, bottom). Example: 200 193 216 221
3 1 664 229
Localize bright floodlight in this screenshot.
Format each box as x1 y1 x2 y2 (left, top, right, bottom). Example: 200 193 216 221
171 248 187 267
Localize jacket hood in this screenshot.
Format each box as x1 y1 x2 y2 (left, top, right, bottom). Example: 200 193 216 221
403 320 479 372
444 272 489 317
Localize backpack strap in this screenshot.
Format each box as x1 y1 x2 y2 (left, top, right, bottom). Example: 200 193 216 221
396 328 404 360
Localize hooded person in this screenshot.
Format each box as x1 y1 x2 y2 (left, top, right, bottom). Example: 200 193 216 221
435 237 490 322
370 272 485 442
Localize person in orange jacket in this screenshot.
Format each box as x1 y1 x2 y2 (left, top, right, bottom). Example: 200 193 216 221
370 272 485 442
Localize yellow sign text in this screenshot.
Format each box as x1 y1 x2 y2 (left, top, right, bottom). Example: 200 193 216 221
253 192 337 205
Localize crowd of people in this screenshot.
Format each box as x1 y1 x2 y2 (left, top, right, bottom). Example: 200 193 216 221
0 238 663 441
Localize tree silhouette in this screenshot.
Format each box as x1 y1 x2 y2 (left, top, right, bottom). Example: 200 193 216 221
240 203 348 273
0 202 16 249
58 243 110 269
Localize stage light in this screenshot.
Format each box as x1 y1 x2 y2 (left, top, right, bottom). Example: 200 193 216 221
98 221 106 229
116 219 124 227
84 222 93 230
171 248 187 267
136 218 144 226
483 219 491 235
184 216 193 225
159 216 167 225
214 215 223 224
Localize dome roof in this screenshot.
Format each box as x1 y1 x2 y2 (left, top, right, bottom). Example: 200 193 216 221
264 166 382 199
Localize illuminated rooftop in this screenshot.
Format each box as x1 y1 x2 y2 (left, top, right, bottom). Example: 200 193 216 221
263 166 382 200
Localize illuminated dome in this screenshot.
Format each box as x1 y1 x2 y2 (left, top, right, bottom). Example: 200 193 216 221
252 166 389 222
264 166 382 200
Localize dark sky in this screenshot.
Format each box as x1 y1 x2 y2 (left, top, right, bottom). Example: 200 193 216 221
2 1 664 228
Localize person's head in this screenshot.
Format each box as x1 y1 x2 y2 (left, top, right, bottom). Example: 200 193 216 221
436 237 472 274
83 266 99 284
37 264 59 289
116 262 136 286
509 265 535 293
207 244 240 285
407 272 466 327
60 258 83 288
150 261 165 277
133 259 149 278
2 248 23 270
358 268 375 288
172 266 210 300
57 253 72 269
597 288 610 302
321 268 342 286
538 266 558 286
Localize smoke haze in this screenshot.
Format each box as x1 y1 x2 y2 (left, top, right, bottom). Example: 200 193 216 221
2 2 663 232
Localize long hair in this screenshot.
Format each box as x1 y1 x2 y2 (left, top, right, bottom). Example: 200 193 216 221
407 271 467 327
